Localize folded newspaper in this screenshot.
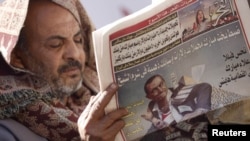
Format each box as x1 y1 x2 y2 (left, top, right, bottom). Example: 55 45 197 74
92 0 250 140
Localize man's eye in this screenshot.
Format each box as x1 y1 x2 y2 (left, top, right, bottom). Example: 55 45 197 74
50 43 63 48
75 37 83 44
47 40 63 48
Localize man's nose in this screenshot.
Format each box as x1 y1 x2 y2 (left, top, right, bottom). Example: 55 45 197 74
63 42 81 60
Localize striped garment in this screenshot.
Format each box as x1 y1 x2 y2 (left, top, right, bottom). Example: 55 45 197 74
171 84 196 105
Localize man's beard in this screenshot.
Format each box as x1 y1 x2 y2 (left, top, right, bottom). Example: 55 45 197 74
52 60 83 98
51 75 83 98
29 59 83 99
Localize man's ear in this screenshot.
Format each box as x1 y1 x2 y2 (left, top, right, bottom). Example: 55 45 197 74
10 47 25 69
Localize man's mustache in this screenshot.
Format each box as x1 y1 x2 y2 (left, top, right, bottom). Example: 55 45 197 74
58 60 82 74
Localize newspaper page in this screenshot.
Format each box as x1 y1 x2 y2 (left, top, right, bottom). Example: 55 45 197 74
0 0 28 63
93 0 250 140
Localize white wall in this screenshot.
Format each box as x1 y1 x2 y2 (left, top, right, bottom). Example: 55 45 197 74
80 0 151 29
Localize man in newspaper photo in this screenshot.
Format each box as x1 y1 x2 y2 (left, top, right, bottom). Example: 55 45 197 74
141 74 212 130
0 0 128 141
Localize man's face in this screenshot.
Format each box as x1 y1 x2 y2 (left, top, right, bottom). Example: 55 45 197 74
17 2 86 97
146 76 168 101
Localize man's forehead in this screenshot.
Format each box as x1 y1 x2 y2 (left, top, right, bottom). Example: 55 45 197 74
32 21 81 43
25 1 80 35
27 0 80 24
153 76 162 82
149 77 164 86
37 20 80 33
27 1 72 21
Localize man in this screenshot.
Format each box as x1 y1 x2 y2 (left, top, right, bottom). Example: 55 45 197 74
141 74 212 129
0 0 128 141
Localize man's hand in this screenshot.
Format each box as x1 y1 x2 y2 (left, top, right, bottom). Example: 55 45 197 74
141 110 167 129
141 108 153 121
181 108 208 121
77 83 128 141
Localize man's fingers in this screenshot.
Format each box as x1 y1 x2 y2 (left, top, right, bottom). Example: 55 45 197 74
86 82 117 107
98 111 127 141
78 107 128 141
101 119 125 140
77 82 128 141
98 83 118 108
89 83 118 116
85 119 125 141
101 108 128 128
79 95 98 119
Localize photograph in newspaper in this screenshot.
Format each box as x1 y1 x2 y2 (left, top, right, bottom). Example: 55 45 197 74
94 0 250 140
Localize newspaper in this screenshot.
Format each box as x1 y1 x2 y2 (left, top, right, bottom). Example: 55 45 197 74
92 0 250 140
0 0 28 63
